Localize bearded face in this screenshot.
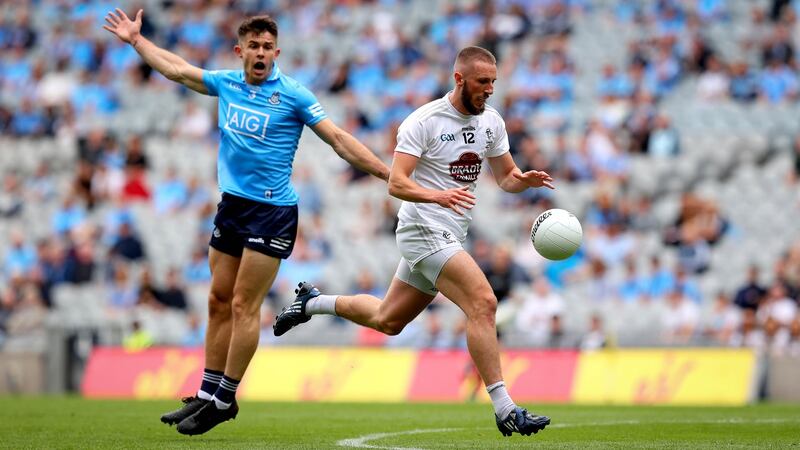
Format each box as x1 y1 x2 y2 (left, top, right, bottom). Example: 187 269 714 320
457 60 495 115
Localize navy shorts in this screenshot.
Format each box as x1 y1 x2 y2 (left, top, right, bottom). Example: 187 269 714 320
210 193 298 259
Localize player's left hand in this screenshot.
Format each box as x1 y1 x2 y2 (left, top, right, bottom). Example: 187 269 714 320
514 170 555 189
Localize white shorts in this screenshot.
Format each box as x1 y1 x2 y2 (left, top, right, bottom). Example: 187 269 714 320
395 223 463 295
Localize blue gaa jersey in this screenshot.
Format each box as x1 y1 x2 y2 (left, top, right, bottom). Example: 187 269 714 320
203 64 327 205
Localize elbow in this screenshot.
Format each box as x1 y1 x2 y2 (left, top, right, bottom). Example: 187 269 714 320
387 175 404 198
387 180 400 198
164 70 182 83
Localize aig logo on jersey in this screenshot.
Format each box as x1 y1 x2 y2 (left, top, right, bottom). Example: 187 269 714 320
224 103 270 139
449 151 483 182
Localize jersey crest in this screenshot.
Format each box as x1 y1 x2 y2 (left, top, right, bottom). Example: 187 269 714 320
448 151 482 182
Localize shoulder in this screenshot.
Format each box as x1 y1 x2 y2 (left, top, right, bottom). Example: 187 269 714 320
205 70 241 90
402 98 448 128
483 104 505 126
278 73 314 96
206 69 239 80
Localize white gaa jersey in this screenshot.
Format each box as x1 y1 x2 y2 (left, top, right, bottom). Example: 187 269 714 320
395 92 510 242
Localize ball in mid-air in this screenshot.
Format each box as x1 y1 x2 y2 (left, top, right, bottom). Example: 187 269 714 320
530 208 582 260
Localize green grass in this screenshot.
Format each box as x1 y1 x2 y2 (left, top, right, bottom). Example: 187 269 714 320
1 397 798 449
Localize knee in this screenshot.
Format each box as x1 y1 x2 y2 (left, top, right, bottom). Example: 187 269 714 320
231 295 260 320
470 293 498 325
208 291 232 320
376 317 406 336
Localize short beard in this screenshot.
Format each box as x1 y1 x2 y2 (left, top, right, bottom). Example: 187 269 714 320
460 86 484 115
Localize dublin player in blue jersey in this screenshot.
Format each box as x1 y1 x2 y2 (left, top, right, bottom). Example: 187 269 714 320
104 9 389 435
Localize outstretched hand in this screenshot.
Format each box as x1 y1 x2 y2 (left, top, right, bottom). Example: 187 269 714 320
103 8 143 44
513 170 556 190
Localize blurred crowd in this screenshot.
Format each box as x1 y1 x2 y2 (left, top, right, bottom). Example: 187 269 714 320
1 0 799 355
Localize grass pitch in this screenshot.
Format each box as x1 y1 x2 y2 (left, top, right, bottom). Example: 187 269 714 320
1 397 798 449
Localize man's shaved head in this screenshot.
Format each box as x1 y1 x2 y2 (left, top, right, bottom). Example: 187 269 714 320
454 46 496 74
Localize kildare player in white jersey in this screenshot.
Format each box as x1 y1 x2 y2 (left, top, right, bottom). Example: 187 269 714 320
274 47 554 437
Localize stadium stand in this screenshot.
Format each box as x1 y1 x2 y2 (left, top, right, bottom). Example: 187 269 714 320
1 0 799 377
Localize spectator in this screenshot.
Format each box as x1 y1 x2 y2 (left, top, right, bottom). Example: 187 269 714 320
661 288 700 345
174 100 212 139
701 291 742 345
2 283 47 353
52 195 86 236
734 265 767 310
109 222 145 262
0 172 24 218
545 314 569 348
293 165 323 215
758 282 798 331
123 320 154 351
184 246 211 283
484 245 530 303
646 114 680 157
26 161 57 203
124 135 149 169
514 278 565 346
121 166 151 201
617 258 646 302
107 262 138 311
579 314 608 350
155 268 188 311
696 55 730 101
153 167 188 213
729 61 757 101
5 230 37 278
73 160 96 209
730 308 766 350
757 59 798 103
10 98 46 136
63 239 95 284
182 314 206 347
645 255 675 299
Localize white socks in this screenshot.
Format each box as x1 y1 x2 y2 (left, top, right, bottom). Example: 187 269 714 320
306 294 338 315
196 389 213 401
486 381 516 419
212 395 231 410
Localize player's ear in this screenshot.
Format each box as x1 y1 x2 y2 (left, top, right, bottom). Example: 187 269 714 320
274 47 281 59
234 44 242 58
454 71 464 87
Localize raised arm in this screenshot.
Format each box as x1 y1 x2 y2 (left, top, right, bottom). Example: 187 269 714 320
310 118 390 182
487 152 555 193
388 152 476 216
103 8 207 94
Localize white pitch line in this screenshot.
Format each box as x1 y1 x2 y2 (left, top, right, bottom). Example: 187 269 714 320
336 418 800 449
336 428 461 450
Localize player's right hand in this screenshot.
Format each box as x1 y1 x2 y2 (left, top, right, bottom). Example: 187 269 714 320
103 8 143 44
435 186 476 216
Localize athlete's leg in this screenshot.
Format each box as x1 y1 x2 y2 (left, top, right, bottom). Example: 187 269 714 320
274 258 435 337
160 246 240 426
434 251 501 385
434 250 550 436
334 277 435 335
204 247 241 371
224 247 280 379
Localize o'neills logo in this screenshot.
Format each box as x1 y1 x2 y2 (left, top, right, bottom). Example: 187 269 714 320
530 210 552 240
449 151 482 182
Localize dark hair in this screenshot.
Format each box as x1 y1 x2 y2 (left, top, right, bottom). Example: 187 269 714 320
238 15 279 40
455 46 496 66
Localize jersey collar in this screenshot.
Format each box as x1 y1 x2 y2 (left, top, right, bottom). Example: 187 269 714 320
267 62 281 81
444 91 472 120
